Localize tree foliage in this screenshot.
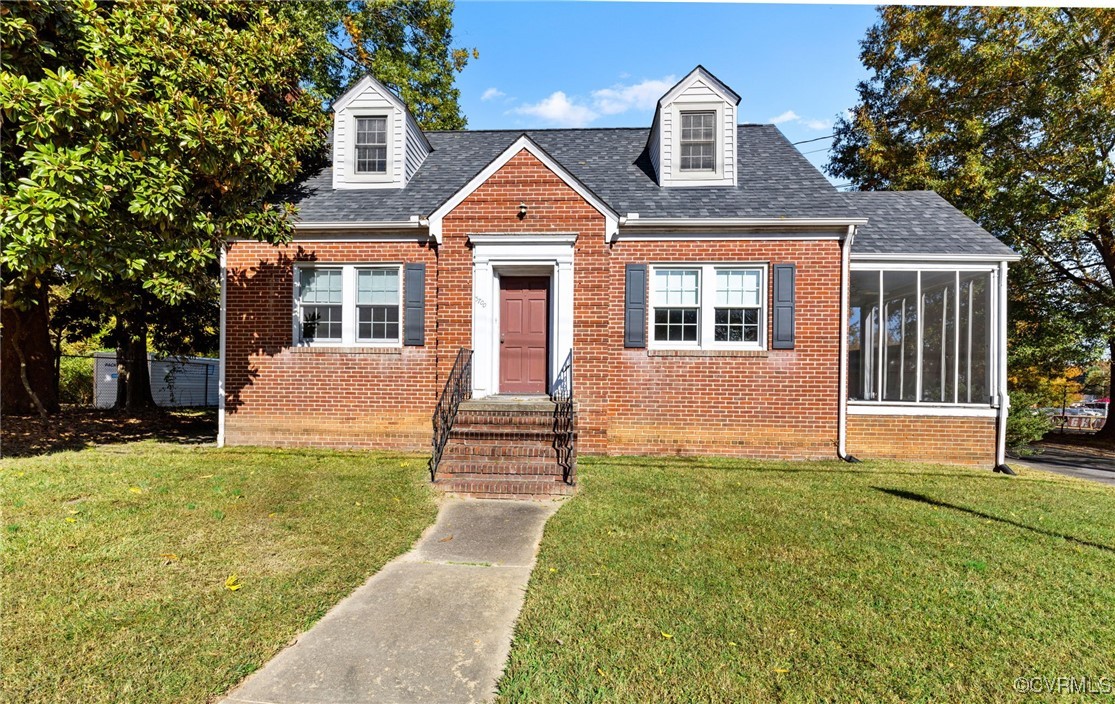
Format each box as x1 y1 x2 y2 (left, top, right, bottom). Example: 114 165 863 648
0 0 473 414
829 7 1115 434
278 0 475 130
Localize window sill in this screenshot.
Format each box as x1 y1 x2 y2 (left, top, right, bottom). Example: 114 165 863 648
288 345 403 355
847 403 997 418
647 348 768 358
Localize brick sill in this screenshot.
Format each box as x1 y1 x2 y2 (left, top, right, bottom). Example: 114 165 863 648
647 349 769 358
287 346 403 355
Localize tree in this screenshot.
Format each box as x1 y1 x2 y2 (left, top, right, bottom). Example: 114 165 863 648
829 6 1115 439
1 0 474 415
276 0 475 130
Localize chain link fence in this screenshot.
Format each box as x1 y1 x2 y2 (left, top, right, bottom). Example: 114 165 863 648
59 353 218 408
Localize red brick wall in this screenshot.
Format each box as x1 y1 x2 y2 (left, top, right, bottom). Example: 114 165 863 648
846 414 996 465
223 240 438 450
603 240 843 458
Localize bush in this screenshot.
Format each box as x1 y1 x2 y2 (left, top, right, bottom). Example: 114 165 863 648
58 356 94 405
1006 391 1051 455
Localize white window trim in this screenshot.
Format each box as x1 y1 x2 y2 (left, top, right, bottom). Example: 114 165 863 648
348 112 394 183
293 263 404 347
648 263 768 351
670 102 726 183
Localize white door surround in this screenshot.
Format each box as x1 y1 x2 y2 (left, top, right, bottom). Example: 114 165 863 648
470 234 576 398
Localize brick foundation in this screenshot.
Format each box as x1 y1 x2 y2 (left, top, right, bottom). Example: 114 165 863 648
846 414 996 466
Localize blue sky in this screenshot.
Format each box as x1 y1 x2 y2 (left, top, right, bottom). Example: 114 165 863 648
450 1 879 182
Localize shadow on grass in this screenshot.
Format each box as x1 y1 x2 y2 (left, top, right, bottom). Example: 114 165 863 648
874 487 1114 554
588 456 1010 481
1 408 217 458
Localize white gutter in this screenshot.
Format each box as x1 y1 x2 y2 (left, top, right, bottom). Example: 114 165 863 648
995 260 1011 469
293 219 425 231
838 224 855 460
217 245 227 448
620 215 869 229
853 252 1023 263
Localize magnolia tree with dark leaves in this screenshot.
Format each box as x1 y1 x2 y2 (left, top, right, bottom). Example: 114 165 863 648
1 0 473 415
829 6 1115 438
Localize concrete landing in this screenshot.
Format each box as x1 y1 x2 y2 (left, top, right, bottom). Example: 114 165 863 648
221 499 561 704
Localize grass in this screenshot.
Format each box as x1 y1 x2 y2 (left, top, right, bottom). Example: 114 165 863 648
497 457 1115 703
1 442 437 703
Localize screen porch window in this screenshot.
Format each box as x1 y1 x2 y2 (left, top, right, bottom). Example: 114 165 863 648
354 116 387 174
849 269 993 404
298 268 343 342
679 111 716 171
356 268 400 342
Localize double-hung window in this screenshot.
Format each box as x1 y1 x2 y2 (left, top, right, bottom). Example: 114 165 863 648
651 264 766 349
296 265 402 346
354 116 388 174
679 111 716 172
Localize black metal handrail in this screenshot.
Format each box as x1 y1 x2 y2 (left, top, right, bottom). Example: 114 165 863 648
551 351 576 485
430 348 472 481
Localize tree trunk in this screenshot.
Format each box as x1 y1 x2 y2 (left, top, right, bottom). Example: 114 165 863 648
1094 337 1115 441
1 278 59 415
115 306 156 414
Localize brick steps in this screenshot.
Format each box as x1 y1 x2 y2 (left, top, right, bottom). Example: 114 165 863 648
434 398 574 499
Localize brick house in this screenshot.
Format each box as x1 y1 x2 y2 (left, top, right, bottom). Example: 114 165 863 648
219 67 1019 495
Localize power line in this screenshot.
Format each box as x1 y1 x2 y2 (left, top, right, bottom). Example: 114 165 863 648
792 134 836 146
801 146 831 155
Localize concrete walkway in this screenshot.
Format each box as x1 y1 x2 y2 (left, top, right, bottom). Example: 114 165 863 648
221 499 561 704
1011 446 1115 487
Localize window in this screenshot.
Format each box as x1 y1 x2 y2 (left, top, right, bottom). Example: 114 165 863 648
298 268 343 342
654 269 700 342
354 116 387 174
651 264 766 349
296 264 402 345
849 269 992 404
356 268 400 342
679 111 716 171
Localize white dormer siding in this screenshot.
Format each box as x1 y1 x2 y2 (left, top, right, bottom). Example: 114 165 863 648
652 66 740 188
331 75 430 190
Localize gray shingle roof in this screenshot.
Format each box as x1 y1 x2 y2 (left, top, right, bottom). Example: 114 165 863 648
281 126 1017 259
846 190 1018 258
282 125 857 223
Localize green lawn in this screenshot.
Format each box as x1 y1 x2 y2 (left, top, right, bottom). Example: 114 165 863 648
498 457 1115 703
1 443 436 704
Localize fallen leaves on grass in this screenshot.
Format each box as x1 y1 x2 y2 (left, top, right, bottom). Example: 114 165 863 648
225 574 241 592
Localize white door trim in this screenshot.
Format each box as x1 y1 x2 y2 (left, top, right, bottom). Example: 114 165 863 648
470 235 576 398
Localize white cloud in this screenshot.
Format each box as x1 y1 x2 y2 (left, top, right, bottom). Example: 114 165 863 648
512 91 598 128
481 87 505 101
768 110 800 125
591 76 676 116
768 110 830 131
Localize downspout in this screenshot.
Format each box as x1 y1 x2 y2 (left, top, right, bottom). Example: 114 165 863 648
837 225 860 462
217 244 227 448
993 260 1016 474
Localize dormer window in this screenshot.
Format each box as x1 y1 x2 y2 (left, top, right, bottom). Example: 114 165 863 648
680 111 716 172
355 116 388 174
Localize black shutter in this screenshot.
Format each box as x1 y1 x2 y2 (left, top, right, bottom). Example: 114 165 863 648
404 263 425 346
772 263 796 349
624 264 647 348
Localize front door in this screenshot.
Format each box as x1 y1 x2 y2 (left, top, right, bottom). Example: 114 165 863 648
499 276 549 394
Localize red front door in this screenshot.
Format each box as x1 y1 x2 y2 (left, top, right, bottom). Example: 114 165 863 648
500 276 549 394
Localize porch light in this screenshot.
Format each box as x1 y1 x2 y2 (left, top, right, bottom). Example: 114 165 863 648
518 202 528 219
